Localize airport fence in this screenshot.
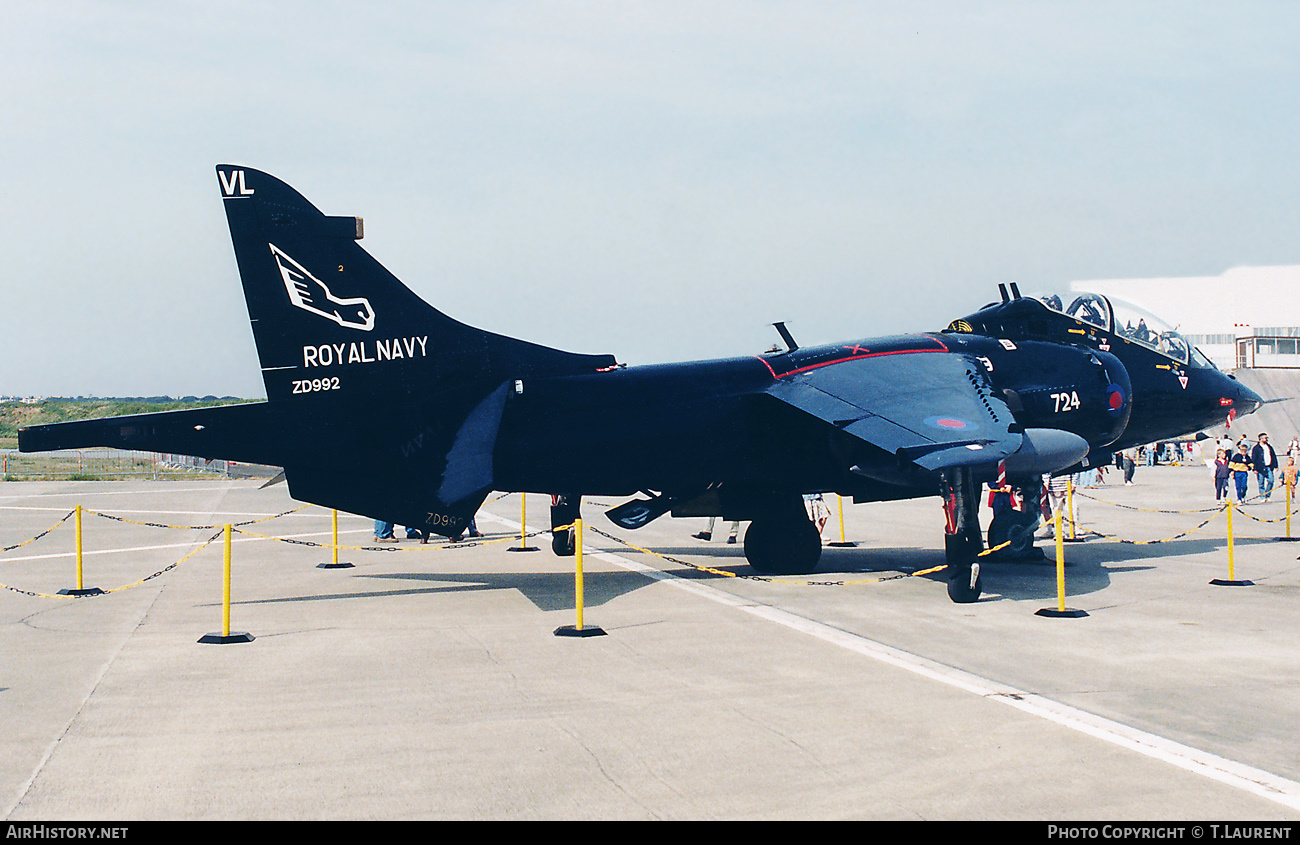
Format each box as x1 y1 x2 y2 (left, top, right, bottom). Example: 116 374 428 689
1 449 237 481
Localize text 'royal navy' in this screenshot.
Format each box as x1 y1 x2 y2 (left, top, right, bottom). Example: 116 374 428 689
302 336 429 368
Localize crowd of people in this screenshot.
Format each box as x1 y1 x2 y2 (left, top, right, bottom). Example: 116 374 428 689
1212 432 1298 503
1065 432 1298 504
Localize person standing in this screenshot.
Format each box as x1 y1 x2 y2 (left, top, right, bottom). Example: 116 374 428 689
1214 449 1230 501
373 520 398 543
1252 432 1279 501
1228 446 1253 502
1047 474 1079 535
448 513 481 543
694 516 740 544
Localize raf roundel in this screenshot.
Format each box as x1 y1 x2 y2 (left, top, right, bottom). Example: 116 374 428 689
924 415 979 433
1106 383 1127 418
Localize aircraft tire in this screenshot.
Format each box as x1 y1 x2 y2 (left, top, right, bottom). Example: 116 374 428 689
987 510 1038 558
946 563 982 603
552 529 575 557
744 514 821 576
550 494 580 557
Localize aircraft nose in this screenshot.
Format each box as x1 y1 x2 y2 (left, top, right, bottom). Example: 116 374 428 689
1229 378 1263 416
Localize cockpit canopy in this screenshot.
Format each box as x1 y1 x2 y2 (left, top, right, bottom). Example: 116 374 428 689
1036 291 1215 369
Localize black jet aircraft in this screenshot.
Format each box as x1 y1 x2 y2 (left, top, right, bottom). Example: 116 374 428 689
19 166 1263 602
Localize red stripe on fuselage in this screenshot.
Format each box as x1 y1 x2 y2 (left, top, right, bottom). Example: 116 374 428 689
755 335 950 380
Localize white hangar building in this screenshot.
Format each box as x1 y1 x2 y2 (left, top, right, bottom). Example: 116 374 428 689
1071 266 1300 441
1070 265 1300 372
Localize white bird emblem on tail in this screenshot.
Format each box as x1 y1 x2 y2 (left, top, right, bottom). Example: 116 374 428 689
269 243 376 331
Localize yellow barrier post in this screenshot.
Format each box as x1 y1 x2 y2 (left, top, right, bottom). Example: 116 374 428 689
59 505 103 597
1277 477 1298 542
1056 512 1065 609
508 493 539 552
1037 511 1087 617
555 518 606 637
1062 477 1083 542
318 508 354 568
827 494 856 547
76 505 82 589
1212 499 1254 587
200 525 255 643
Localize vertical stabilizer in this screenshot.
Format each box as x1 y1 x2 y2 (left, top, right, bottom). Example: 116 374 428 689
212 165 617 534
216 165 616 403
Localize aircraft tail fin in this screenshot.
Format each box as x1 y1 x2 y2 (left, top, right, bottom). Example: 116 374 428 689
21 168 614 538
216 165 615 402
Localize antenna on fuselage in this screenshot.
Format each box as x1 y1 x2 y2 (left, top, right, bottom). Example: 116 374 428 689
772 322 798 352
1008 281 1022 299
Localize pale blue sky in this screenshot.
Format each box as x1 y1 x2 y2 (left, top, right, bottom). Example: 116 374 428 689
4 1 1298 397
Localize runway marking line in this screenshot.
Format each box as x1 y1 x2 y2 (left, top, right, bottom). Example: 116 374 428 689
527 517 1300 814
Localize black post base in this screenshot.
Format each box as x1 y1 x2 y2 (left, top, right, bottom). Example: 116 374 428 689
554 625 606 638
198 632 256 644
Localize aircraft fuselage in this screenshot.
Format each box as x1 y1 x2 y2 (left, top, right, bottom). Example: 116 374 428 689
494 324 1255 515
17 167 1264 601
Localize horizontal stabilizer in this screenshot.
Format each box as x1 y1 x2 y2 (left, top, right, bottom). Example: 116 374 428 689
18 403 284 466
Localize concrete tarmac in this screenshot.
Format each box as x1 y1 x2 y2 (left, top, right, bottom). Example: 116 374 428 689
1 466 1298 820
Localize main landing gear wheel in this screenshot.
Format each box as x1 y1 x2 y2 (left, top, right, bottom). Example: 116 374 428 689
744 510 822 576
987 509 1039 559
550 494 581 557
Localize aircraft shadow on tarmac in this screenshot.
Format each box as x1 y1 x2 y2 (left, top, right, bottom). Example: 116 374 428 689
954 535 1236 603
598 540 1143 605
677 535 1234 605
232 532 1250 612
238 569 660 613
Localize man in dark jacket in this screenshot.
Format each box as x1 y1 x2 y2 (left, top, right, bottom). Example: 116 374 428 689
1252 432 1279 501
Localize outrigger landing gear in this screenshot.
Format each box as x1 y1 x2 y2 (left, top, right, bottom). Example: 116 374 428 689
942 468 984 603
743 496 822 576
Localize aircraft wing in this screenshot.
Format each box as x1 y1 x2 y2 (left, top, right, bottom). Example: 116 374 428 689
762 350 1022 471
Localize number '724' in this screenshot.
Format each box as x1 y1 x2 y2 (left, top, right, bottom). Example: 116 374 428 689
1052 391 1080 412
